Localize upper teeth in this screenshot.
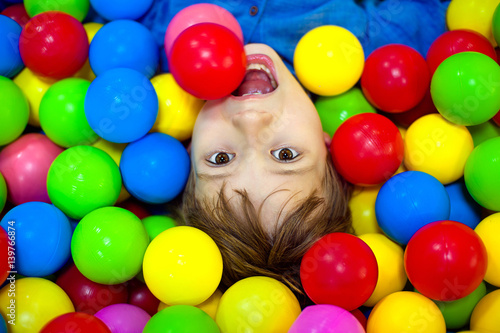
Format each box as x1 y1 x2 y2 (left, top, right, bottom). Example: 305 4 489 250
247 63 278 89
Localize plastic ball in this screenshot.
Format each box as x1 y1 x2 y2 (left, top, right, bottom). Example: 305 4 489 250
150 73 204 142
164 3 243 57
404 113 474 184
24 0 89 21
142 215 177 241
0 277 75 333
73 22 103 81
300 232 378 311
314 87 376 137
84 67 159 143
366 291 446 333
358 233 407 307
216 276 301 333
470 288 500 332
0 228 9 284
71 206 149 284
293 25 364 96
19 11 89 79
89 20 159 78
330 113 404 186
0 133 63 205
348 185 383 236
127 279 160 316
289 304 365 333
445 180 482 229
383 90 439 128
40 77 98 147
157 289 223 320
0 76 29 146
144 305 220 333
143 226 222 306
468 120 500 147
95 303 151 333
0 15 23 77
494 3 500 45
47 145 122 219
464 137 500 210
120 133 190 204
1 4 30 28
474 213 500 287
361 44 430 113
40 312 111 333
169 22 246 100
405 220 487 301
90 0 153 21
426 29 497 75
375 171 451 245
431 52 500 126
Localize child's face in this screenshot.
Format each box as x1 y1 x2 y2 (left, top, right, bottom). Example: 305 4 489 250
190 44 328 231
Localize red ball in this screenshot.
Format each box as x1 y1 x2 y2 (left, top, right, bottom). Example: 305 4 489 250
492 110 500 126
56 264 129 314
127 278 160 316
382 90 438 128
19 11 89 79
0 228 9 284
426 29 497 75
40 312 111 333
1 4 30 28
330 113 404 185
361 44 430 113
116 199 150 220
168 22 246 100
404 220 487 302
300 233 378 311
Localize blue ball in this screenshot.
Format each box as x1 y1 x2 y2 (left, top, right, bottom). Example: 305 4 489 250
0 15 23 78
120 133 190 204
89 0 154 21
84 67 158 143
375 171 450 245
445 180 482 229
89 19 159 78
0 202 72 277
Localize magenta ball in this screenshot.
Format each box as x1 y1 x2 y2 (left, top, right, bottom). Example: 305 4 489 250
95 303 151 333
0 133 63 205
289 304 365 333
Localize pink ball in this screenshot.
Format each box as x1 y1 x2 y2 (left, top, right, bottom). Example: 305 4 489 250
0 133 63 205
288 305 365 333
95 303 151 333
164 3 243 57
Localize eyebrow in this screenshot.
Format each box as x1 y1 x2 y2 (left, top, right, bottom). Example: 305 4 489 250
196 164 316 181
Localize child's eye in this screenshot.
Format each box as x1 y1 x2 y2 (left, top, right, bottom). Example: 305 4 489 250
207 152 235 165
271 148 299 161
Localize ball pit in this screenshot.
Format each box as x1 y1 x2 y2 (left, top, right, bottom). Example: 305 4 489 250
348 185 383 236
23 0 89 21
470 288 500 332
141 215 177 240
89 0 153 21
383 90 439 128
128 279 161 316
40 312 111 333
0 75 29 146
95 303 151 333
468 119 500 146
0 4 30 28
289 304 365 333
0 15 23 78
474 213 500 287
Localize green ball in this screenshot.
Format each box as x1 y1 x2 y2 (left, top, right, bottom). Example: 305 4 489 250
467 120 500 147
464 136 500 210
24 0 90 21
143 305 220 333
0 173 6 212
47 145 122 219
493 3 500 46
71 206 149 284
40 78 98 148
142 215 177 240
0 76 29 146
431 52 500 126
314 87 376 137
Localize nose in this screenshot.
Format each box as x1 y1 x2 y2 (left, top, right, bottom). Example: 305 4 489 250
232 110 274 141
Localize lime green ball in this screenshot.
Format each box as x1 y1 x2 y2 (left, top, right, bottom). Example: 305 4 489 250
0 173 6 212
143 305 220 333
431 52 500 126
467 120 500 147
47 145 122 219
493 3 500 46
314 87 376 137
71 206 149 284
464 137 500 210
142 215 177 240
0 76 29 146
40 78 98 148
24 0 90 21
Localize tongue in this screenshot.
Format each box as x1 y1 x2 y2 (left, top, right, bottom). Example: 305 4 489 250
234 70 274 96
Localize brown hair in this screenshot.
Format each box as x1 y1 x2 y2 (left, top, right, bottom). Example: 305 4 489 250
180 154 352 305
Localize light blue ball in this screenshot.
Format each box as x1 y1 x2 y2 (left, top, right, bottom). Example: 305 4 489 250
375 171 450 245
89 19 159 78
89 0 154 21
0 202 72 277
0 15 23 78
84 67 158 143
120 133 190 204
445 180 482 230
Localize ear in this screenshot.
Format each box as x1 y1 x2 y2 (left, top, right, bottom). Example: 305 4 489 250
323 131 332 148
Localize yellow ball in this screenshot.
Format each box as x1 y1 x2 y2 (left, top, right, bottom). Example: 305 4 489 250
474 213 500 287
349 185 383 236
404 113 474 184
215 276 301 333
150 73 204 142
294 25 364 96
143 226 223 306
447 0 500 46
73 22 103 81
367 291 446 333
0 277 74 332
358 234 407 307
470 289 500 332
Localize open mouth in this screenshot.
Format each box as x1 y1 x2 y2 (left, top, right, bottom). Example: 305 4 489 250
232 54 278 97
